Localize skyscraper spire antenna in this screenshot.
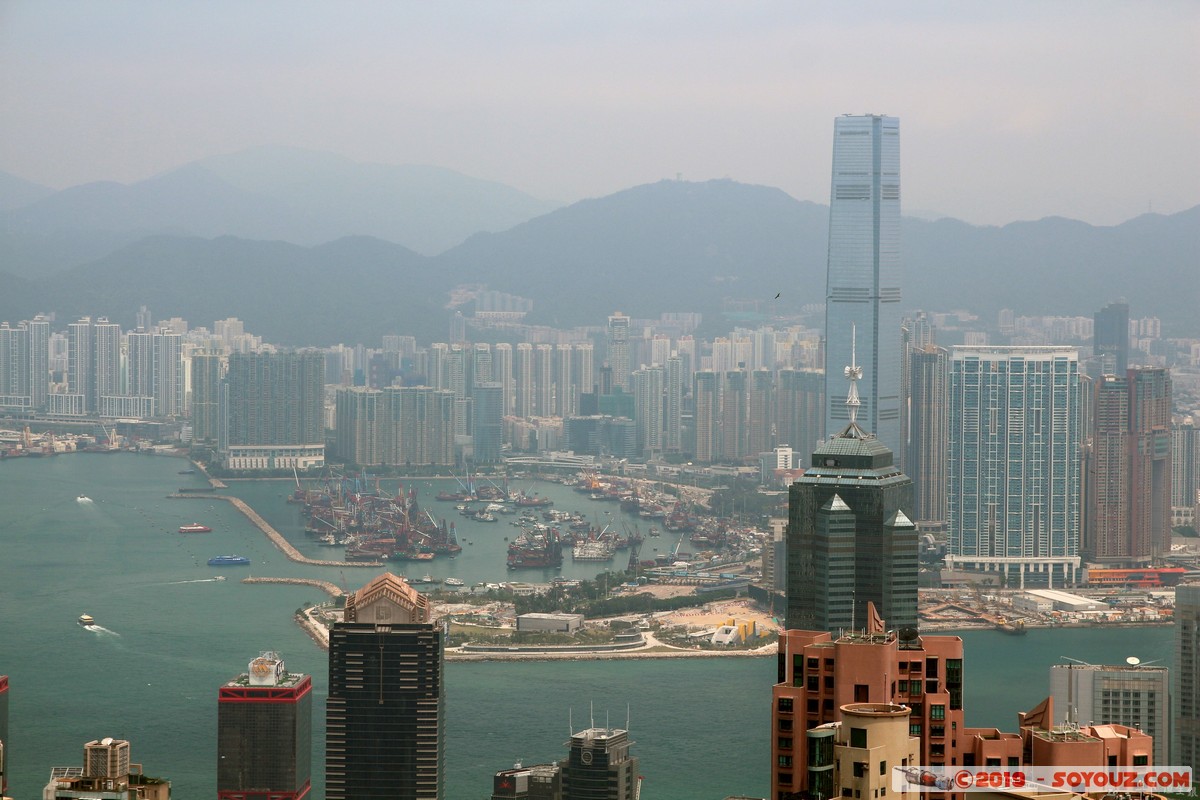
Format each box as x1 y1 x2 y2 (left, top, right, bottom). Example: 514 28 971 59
844 323 863 427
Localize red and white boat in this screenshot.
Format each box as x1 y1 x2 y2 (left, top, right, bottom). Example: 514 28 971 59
178 523 213 533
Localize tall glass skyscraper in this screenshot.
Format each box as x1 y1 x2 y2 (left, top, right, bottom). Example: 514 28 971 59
946 347 1082 587
824 114 902 453
607 312 631 391
326 573 443 799
1093 300 1130 375
1084 368 1172 565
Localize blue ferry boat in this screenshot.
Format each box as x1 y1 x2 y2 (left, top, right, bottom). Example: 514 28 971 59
207 555 251 566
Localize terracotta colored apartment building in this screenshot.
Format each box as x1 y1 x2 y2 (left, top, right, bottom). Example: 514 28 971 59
770 617 1153 800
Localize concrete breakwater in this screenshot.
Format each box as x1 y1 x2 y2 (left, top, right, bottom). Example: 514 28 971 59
169 493 383 568
242 576 345 598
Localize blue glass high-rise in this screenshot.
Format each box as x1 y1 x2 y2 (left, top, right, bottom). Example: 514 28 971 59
823 114 902 455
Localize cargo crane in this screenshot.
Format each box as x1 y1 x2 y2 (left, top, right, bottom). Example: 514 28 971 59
626 534 641 576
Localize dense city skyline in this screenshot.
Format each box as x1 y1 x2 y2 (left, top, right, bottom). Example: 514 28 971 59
2 2 1198 227
2 4 1199 796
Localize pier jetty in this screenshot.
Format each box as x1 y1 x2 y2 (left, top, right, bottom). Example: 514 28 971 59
169 493 383 567
242 576 345 598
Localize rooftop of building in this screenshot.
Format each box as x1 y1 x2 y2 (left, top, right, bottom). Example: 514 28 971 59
1025 589 1108 605
834 629 897 646
805 421 898 471
1027 726 1107 744
817 421 890 451
223 670 308 688
496 763 561 777
951 345 1080 357
345 570 431 623
568 727 631 744
1050 662 1168 673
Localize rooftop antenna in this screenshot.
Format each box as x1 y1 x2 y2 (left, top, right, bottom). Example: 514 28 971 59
569 707 573 735
1127 656 1163 668
590 700 595 731
844 323 862 427
626 703 631 733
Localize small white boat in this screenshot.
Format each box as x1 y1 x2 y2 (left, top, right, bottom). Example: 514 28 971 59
78 614 95 626
76 495 93 504
444 577 465 587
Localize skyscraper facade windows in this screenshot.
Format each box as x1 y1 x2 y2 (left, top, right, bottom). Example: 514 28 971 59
824 114 903 454
607 312 631 391
224 351 325 469
946 347 1082 587
217 652 312 800
326 573 443 799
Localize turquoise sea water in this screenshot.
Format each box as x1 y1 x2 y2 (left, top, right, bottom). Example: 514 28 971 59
0 454 1175 799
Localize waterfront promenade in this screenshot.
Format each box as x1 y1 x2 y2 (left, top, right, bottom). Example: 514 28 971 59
169 492 383 567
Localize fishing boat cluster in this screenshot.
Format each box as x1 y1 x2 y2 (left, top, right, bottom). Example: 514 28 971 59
292 475 463 563
288 469 770 577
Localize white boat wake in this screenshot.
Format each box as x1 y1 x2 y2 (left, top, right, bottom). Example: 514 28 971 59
83 625 120 636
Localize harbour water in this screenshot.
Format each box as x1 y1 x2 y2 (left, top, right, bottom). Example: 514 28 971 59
0 454 1174 799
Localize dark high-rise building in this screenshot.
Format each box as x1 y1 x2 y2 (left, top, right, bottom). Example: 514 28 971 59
786 354 918 632
224 351 325 470
1176 583 1200 769
906 344 949 534
1094 300 1130 375
664 354 684 453
473 382 504 463
0 675 8 797
560 726 640 800
1175 418 1200 517
631 366 664 456
217 652 312 800
335 387 380 466
746 368 773 457
0 323 32 413
336 386 457 467
720 370 747 461
1085 368 1172 564
191 353 224 443
326 573 443 800
152 329 183 417
692 370 720 462
533 344 554 418
126 329 155 402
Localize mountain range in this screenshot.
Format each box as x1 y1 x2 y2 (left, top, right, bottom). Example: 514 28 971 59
0 150 1195 345
0 146 559 266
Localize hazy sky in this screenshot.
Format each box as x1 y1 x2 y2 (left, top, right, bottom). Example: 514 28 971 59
2 1 1197 226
